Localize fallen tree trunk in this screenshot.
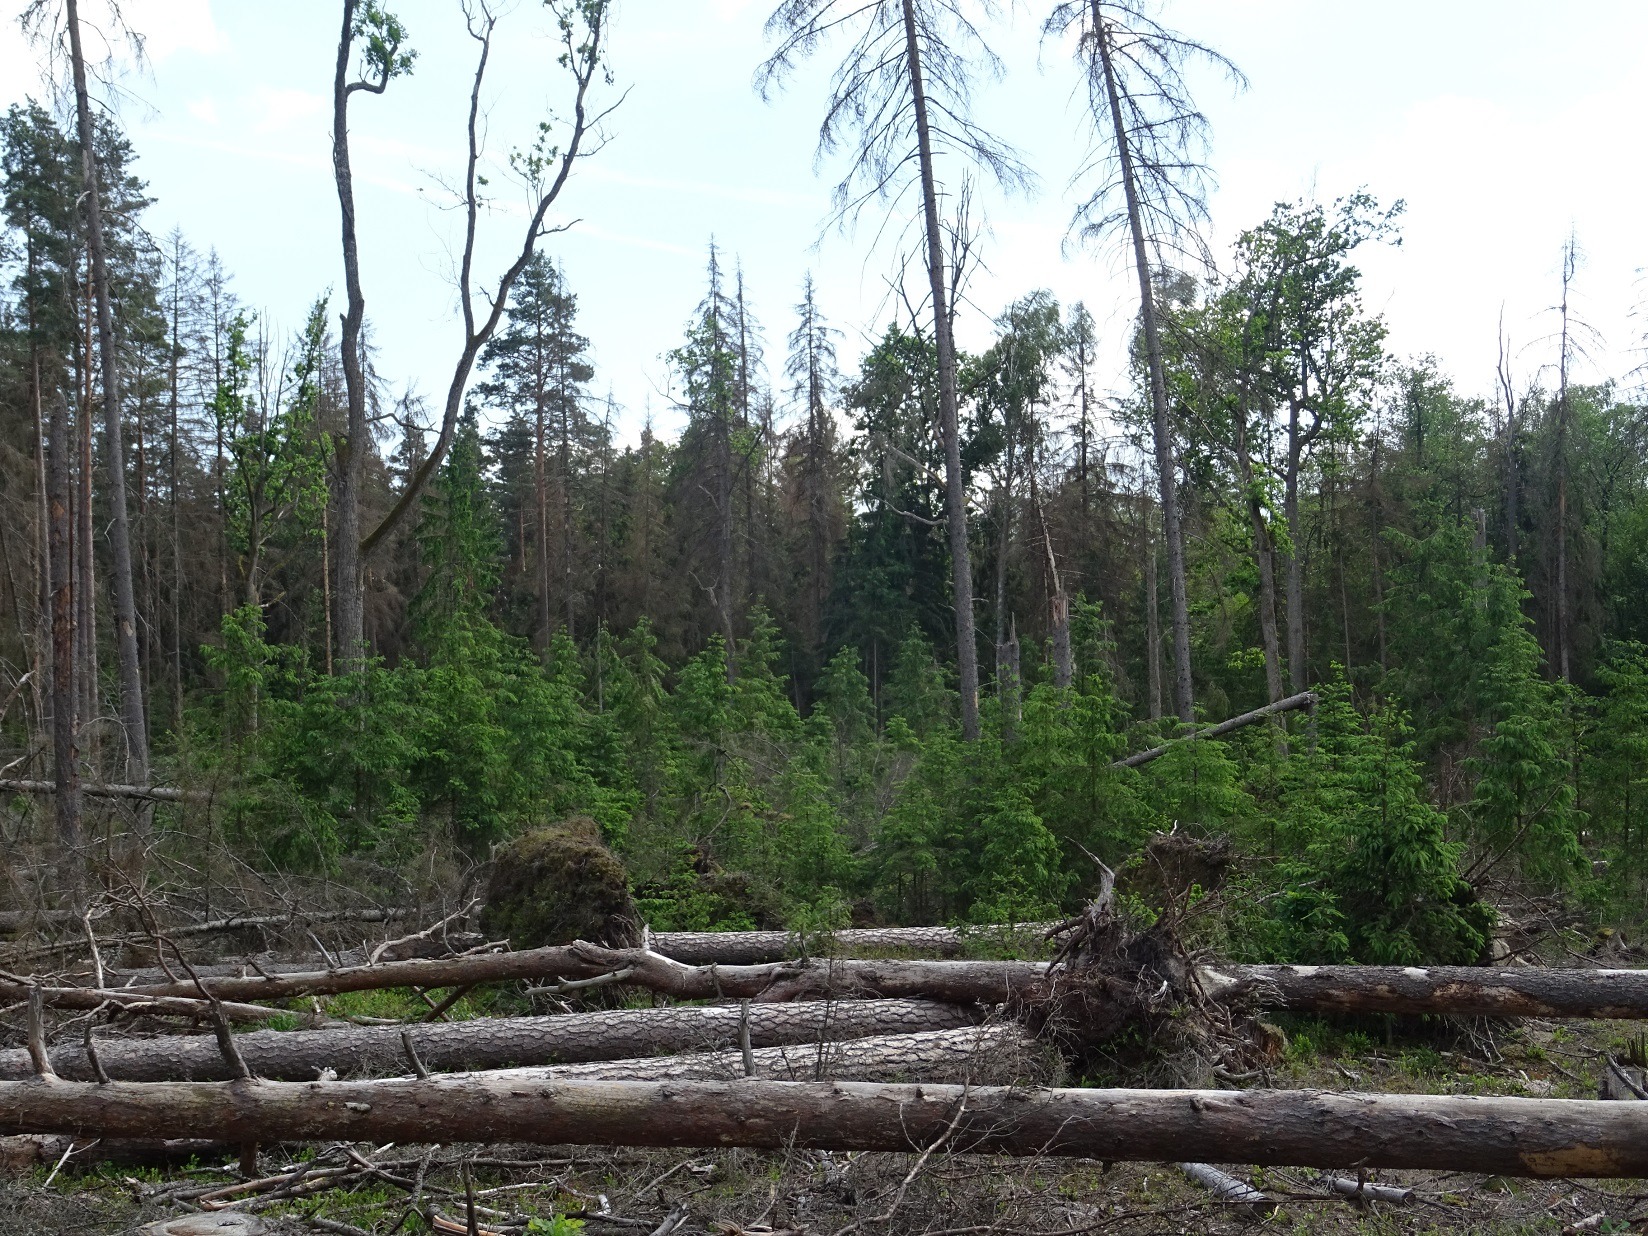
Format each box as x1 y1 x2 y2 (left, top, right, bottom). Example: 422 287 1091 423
0 999 977 1083
0 1134 232 1171
649 924 1053 966
0 1075 1643 1177
26 951 1648 1023
0 778 209 804
1111 691 1318 770
22 947 1045 1006
1205 964 1648 1021
522 1024 1036 1084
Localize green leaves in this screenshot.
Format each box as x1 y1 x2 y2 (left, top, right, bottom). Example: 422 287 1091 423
351 1 417 88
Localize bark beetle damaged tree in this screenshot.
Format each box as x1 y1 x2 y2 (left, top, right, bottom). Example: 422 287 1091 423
1047 0 1245 723
330 0 617 666
759 0 1032 741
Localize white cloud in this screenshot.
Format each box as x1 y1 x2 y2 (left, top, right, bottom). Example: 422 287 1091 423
246 85 327 135
186 96 219 126
121 0 227 61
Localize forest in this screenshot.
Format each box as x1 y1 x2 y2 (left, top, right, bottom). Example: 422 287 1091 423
4 1 1648 1232
0 0 1641 969
2 0 1646 963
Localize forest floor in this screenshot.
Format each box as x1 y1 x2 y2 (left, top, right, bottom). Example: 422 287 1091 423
5 1011 1645 1236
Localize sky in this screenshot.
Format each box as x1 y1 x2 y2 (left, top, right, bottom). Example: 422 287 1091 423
4 0 1646 446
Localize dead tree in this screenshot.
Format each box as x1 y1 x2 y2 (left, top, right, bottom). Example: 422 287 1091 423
331 0 617 664
0 999 977 1083
1048 0 1243 722
59 0 148 781
759 0 1031 740
0 1076 1644 1177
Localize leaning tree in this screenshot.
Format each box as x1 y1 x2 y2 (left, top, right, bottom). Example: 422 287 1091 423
1046 0 1243 723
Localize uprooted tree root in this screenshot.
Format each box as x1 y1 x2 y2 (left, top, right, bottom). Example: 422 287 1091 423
1024 865 1277 1085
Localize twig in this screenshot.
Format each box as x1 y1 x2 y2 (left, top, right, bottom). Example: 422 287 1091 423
422 984 474 1023
834 1093 970 1236
402 1027 432 1079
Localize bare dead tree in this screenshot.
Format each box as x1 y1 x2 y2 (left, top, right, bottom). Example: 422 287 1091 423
759 0 1032 741
1047 0 1243 723
46 390 83 908
22 0 152 782
331 0 618 666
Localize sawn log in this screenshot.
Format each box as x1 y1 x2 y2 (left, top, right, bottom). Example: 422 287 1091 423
0 1075 1644 1177
0 999 977 1083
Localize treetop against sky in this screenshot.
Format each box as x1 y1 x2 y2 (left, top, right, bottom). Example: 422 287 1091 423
4 0 1645 442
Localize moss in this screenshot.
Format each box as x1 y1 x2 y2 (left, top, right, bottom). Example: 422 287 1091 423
481 817 638 948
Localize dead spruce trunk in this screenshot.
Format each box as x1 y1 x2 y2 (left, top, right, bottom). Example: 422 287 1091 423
25 948 1046 1006
0 1000 977 1083
1203 964 1648 1020
0 1076 1644 1177
650 924 1052 965
26 952 1648 1022
514 1024 1035 1084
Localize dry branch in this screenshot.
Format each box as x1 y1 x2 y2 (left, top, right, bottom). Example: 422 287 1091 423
0 999 978 1083
0 1076 1644 1177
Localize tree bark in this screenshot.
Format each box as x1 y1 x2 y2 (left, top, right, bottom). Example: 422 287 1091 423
66 0 149 782
0 999 978 1084
512 1024 1033 1084
1 1076 1644 1177
902 0 981 741
1232 399 1284 702
1200 963 1648 1021
25 948 1049 1007
653 924 1050 966
33 941 1648 1024
1093 3 1192 723
331 0 371 669
0 778 205 803
46 391 83 908
1111 692 1317 769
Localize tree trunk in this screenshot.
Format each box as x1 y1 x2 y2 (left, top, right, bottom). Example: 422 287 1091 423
902 0 980 741
1093 4 1192 723
331 0 369 669
535 353 551 647
47 392 83 910
654 924 1047 965
1 1076 1644 1177
66 0 149 783
0 1000 978 1083
1282 398 1307 695
519 1024 1032 1084
1233 401 1284 702
1200 963 1648 1020
1112 692 1316 769
35 938 1648 1023
1145 518 1162 719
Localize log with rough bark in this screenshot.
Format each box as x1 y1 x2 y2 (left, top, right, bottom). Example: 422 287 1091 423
21 946 1045 1006
513 1024 1036 1084
0 999 977 1083
1203 963 1648 1021
648 924 1053 966
0 1076 1644 1177
25 950 1648 1023
1111 691 1318 769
